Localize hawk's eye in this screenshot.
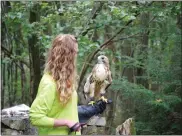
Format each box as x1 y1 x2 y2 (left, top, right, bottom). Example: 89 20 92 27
101 57 104 60
74 36 78 42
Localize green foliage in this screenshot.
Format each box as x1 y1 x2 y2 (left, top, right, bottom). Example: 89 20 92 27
131 118 136 135
111 77 182 134
1 1 181 135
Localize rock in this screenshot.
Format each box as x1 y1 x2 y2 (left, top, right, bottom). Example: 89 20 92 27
81 116 106 135
1 104 29 119
82 126 106 135
2 119 26 130
1 104 38 135
87 116 106 126
1 128 23 135
22 118 38 135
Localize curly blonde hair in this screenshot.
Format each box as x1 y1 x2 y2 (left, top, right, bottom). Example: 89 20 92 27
44 34 78 105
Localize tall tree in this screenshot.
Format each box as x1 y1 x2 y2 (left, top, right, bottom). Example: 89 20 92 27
28 3 42 104
136 12 150 88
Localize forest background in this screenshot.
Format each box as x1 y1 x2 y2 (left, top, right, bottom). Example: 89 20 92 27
1 1 182 135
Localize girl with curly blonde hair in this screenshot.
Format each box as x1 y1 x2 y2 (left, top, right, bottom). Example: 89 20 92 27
29 34 81 135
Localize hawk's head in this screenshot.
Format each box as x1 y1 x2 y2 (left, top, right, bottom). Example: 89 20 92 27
97 55 109 65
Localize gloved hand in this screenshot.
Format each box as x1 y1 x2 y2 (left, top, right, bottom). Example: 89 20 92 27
78 99 112 123
94 99 108 114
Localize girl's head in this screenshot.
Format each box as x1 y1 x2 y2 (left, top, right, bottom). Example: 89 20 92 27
44 34 78 105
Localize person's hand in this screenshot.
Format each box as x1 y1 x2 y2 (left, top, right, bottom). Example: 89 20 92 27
54 119 81 132
66 120 81 132
96 99 112 114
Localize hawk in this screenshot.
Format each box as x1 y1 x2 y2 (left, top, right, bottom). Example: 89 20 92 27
83 55 112 105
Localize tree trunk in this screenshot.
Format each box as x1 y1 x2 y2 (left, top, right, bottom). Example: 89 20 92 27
1 1 10 108
2 59 5 109
1 1 11 13
13 63 18 104
28 4 41 104
20 63 26 103
8 63 12 107
116 118 136 135
11 62 14 105
136 12 150 88
121 44 135 82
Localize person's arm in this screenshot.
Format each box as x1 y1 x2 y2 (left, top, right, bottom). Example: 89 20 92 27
29 81 78 128
29 82 57 127
54 119 78 128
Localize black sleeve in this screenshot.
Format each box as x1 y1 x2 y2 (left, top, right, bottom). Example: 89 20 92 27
78 100 112 123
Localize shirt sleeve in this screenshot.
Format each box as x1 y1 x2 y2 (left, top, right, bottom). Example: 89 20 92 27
29 81 56 127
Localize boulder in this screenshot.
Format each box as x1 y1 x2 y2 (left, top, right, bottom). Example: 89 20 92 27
1 128 22 135
1 104 38 135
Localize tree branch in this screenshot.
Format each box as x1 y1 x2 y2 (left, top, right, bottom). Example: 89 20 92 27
80 2 104 36
148 15 157 24
78 2 154 88
112 15 157 43
111 32 142 43
78 14 139 88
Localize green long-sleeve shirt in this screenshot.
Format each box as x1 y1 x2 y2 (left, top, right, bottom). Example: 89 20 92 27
29 73 80 135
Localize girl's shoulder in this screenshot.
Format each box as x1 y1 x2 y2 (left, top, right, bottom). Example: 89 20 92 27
39 73 57 90
42 73 55 83
36 73 57 96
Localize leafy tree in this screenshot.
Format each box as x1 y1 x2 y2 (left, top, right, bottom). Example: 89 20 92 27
1 1 181 135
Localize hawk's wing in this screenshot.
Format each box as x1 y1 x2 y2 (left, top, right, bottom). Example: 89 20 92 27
83 74 92 99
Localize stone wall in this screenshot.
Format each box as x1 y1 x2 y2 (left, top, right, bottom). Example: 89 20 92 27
1 104 134 135
1 104 106 135
1 104 37 135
